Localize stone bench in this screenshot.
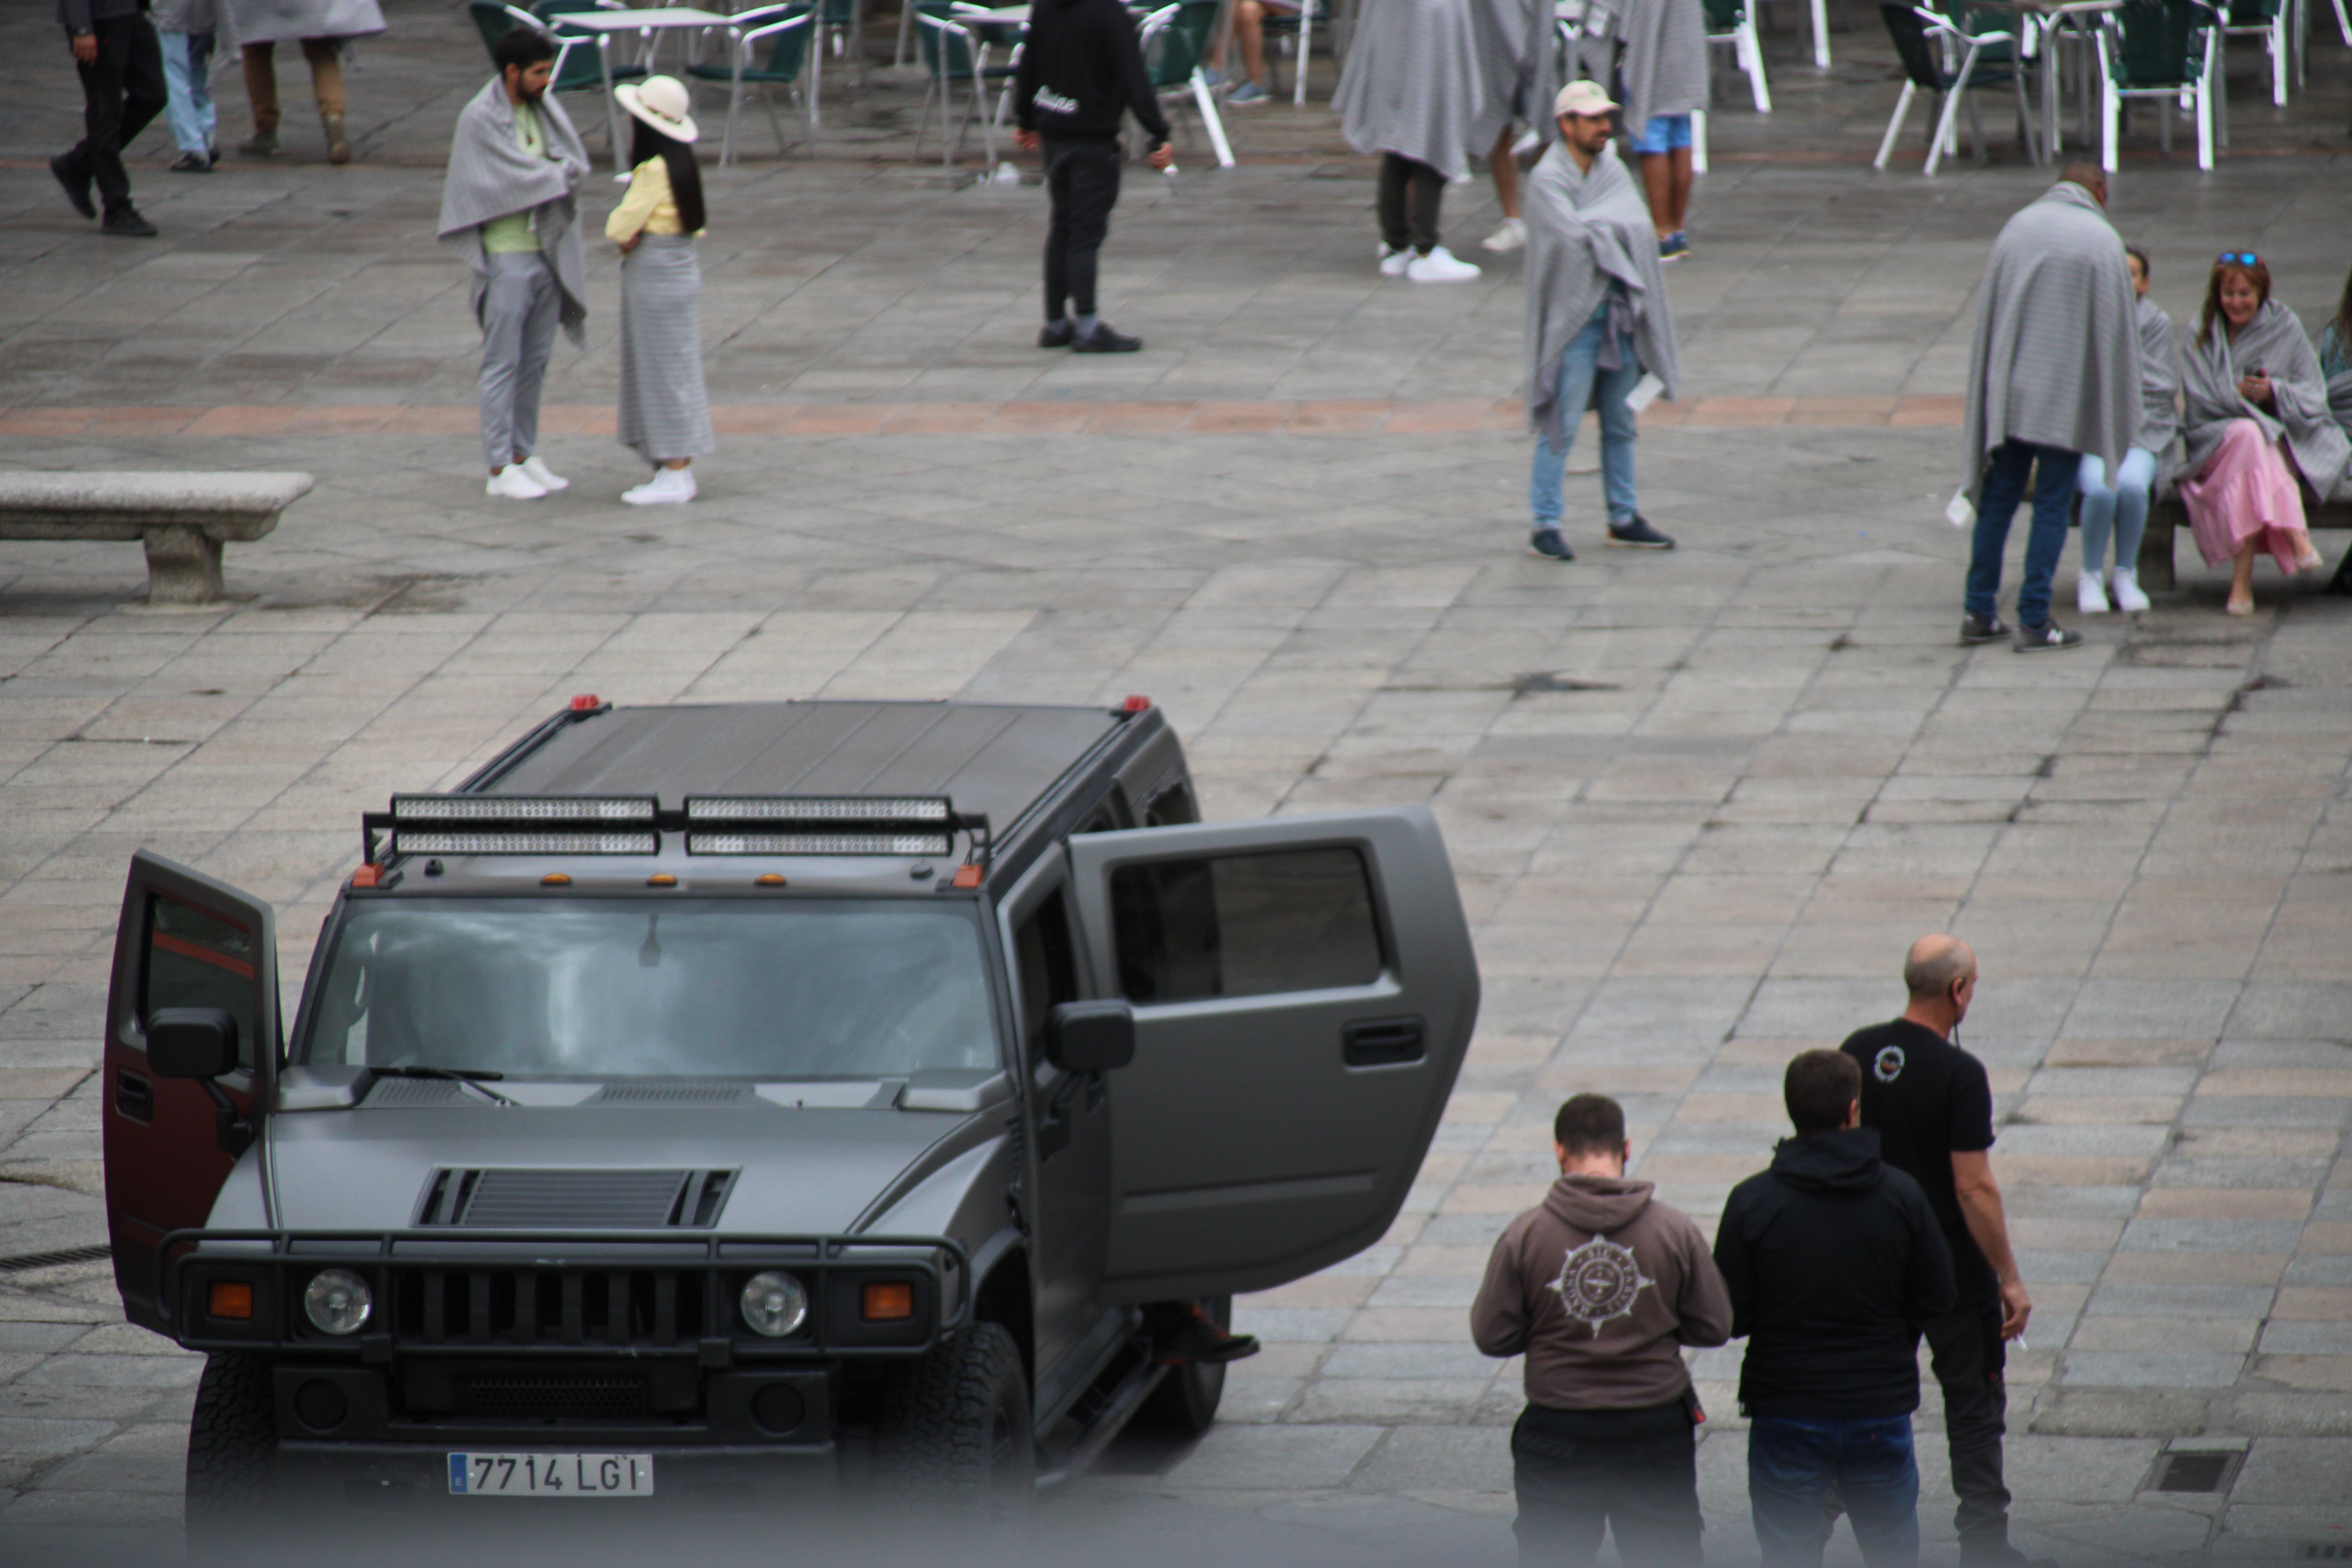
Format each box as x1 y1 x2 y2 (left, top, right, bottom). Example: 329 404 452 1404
0 472 313 604
2138 494 2352 595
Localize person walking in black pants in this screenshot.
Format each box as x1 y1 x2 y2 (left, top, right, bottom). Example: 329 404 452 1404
1842 936 2049 1568
53 0 168 237
1011 0 1172 354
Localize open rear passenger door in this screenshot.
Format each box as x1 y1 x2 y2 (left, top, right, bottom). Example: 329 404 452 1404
101 851 278 1332
1065 806 1478 1303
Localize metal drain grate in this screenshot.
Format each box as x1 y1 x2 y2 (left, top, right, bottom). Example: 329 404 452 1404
0 1244 111 1273
2300 1546 2352 1562
2150 1450 2239 1494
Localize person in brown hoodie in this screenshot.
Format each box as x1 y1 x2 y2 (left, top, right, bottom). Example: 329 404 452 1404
1471 1093 1734 1566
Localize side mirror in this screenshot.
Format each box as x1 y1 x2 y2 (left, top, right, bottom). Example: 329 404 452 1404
1045 1000 1134 1074
148 1008 240 1080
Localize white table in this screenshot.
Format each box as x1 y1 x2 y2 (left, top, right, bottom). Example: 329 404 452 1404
554 7 749 169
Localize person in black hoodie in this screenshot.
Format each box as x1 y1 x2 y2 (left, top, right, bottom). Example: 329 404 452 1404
1714 1049 1955 1568
1011 0 1172 353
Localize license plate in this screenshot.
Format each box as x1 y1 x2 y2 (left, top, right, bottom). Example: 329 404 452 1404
448 1452 654 1497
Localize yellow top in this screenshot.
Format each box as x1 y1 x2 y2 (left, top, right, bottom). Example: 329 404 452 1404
483 102 546 254
604 156 704 242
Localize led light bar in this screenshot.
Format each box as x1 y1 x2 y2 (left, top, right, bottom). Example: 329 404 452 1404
393 795 656 823
684 797 951 824
386 795 661 857
688 831 954 857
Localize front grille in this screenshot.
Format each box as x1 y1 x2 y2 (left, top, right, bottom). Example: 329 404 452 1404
461 1374 650 1421
392 1267 706 1349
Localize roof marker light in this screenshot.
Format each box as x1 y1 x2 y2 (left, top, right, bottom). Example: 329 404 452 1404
1122 695 1152 712
570 694 602 711
647 873 678 887
541 873 572 887
755 874 787 887
950 864 983 889
350 865 381 889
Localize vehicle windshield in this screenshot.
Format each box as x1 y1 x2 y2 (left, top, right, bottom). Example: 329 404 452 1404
299 898 999 1079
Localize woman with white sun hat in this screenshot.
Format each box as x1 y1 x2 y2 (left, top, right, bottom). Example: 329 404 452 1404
605 74 713 505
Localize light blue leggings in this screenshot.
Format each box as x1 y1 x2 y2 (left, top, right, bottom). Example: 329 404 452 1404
2076 446 2156 577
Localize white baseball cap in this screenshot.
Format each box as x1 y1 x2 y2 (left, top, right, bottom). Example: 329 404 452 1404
1554 80 1619 118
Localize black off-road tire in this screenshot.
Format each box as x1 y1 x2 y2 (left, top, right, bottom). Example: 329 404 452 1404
1137 1296 1230 1437
184 1352 276 1555
875 1321 1034 1518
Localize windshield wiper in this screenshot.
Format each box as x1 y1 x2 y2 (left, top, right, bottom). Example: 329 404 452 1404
373 1063 517 1107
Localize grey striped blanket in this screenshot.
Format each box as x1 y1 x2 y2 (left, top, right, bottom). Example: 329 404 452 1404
1524 141 1680 441
221 0 383 44
2130 296 2180 473
1959 182 2138 500
1601 0 1707 133
438 78 592 348
1468 0 1561 147
1334 0 1490 180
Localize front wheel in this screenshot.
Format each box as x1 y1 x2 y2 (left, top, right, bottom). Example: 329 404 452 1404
875 1321 1034 1518
185 1352 275 1557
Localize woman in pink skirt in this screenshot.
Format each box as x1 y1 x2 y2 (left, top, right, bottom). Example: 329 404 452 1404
2177 253 2349 614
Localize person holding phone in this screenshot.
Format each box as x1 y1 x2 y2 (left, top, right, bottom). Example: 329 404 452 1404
2178 252 2345 614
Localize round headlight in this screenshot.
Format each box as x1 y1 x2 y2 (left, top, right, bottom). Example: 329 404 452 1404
739 1271 808 1339
303 1269 372 1336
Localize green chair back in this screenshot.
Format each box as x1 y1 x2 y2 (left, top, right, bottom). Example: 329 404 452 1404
1702 0 1746 33
688 3 814 82
2111 0 2211 85
916 11 985 79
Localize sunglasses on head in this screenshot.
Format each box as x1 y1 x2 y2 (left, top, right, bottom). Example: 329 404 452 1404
2217 252 2259 266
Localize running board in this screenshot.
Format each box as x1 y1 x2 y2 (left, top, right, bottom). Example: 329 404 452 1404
1033 1336 1164 1490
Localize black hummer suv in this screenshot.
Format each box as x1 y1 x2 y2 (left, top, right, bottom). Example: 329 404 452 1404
101 697 1479 1530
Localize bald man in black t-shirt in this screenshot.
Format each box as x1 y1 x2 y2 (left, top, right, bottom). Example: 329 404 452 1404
1840 935 2043 1568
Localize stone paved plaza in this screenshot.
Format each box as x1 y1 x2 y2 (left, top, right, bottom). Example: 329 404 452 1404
2 0 2351 1561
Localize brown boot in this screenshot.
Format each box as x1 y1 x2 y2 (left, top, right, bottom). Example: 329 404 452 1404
239 126 279 157
323 114 351 165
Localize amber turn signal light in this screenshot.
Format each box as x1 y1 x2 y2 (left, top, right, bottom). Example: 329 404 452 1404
208 1281 255 1321
861 1282 915 1322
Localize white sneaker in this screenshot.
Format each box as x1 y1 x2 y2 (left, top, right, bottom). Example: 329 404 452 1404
1406 245 1481 283
2110 566 2150 613
621 466 697 506
1378 244 1412 278
1481 218 1527 253
517 454 569 492
2077 573 2109 615
486 465 548 500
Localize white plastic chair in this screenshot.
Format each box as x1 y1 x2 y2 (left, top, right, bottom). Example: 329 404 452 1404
2216 0 2288 104
1705 0 1772 110
1761 0 1832 65
912 10 1007 167
2094 0 2223 172
1872 3 2038 176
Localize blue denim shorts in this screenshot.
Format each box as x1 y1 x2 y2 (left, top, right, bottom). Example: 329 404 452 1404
1628 113 1693 154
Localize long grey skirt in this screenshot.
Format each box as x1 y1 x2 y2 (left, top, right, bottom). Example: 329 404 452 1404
617 233 715 465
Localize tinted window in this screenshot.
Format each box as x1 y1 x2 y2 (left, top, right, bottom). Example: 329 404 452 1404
1111 848 1381 1003
1012 889 1079 1057
144 895 259 1071
300 899 998 1079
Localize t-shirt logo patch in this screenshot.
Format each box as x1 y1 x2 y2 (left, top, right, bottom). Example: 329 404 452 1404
1548 1234 1655 1338
1874 1045 1906 1083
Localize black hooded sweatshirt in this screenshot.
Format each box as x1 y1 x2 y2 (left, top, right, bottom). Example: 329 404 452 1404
1012 0 1171 146
1711 1127 1956 1420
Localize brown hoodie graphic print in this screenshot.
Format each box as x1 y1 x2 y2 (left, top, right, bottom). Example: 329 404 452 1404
1471 1172 1734 1411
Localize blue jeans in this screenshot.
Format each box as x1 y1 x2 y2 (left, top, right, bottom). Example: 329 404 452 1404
1629 113 1695 153
2076 446 2156 579
159 29 216 156
1967 438 2080 628
1748 1414 1921 1568
1530 305 1640 532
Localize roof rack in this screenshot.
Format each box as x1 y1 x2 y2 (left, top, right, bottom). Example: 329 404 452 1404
361 794 993 871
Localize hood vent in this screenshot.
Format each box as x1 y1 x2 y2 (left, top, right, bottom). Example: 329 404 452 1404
589 1082 753 1105
364 1077 468 1107
416 1167 737 1229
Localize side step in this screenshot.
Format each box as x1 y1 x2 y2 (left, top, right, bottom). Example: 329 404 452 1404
1033 1335 1164 1490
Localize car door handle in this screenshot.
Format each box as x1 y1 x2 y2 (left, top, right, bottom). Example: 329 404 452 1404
117 1070 155 1123
1343 1016 1425 1067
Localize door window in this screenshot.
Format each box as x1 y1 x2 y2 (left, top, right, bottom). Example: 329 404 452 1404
1012 889 1080 1057
142 894 259 1071
1110 848 1382 1003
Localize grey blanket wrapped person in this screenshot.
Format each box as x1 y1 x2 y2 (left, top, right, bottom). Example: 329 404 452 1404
1599 0 1708 136
437 76 591 347
2130 294 2181 471
2180 299 2350 499
1524 140 1679 443
1958 181 2138 503
1335 0 1487 179
1468 0 1561 150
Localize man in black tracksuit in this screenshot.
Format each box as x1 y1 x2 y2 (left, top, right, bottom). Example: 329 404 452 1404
1714 1049 1956 1568
1011 0 1172 353
54 0 168 237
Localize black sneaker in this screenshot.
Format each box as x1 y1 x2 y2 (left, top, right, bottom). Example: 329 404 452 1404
1072 322 1143 354
50 155 95 220
1038 320 1074 348
1960 612 2011 645
169 151 212 173
207 145 221 167
101 206 158 238
1153 1302 1260 1367
2014 621 2083 652
1529 529 1575 561
1606 515 1675 549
